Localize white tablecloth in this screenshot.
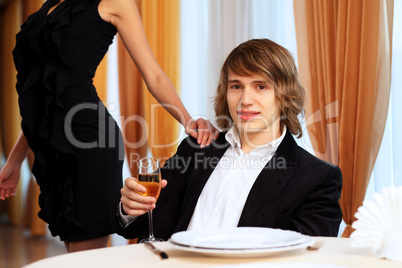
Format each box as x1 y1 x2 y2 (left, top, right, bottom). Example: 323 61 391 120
23 237 402 268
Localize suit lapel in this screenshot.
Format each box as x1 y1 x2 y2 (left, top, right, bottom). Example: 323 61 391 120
238 131 298 226
175 135 230 232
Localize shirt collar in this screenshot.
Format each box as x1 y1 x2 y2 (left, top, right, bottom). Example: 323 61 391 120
225 126 241 148
225 125 287 153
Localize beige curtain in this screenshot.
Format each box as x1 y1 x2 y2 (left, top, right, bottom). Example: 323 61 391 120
294 0 394 237
117 0 181 244
141 0 181 162
0 2 5 217
118 0 181 172
117 0 148 245
117 0 148 181
0 0 23 225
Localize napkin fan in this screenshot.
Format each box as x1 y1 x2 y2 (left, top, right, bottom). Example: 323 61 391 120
350 186 402 261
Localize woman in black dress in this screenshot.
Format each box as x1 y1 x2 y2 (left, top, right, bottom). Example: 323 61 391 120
0 0 217 252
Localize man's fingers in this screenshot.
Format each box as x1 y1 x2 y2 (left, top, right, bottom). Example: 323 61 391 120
124 177 146 193
121 196 155 210
121 194 155 209
121 186 155 203
121 201 152 216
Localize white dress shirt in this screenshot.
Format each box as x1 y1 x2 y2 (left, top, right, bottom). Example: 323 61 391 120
119 127 286 229
187 126 286 231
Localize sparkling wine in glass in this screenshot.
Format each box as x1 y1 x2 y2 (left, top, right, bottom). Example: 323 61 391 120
138 157 163 243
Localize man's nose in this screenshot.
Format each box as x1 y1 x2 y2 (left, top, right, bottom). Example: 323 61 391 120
240 87 254 106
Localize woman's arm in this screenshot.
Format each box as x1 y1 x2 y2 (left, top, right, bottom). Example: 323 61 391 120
0 131 30 200
98 0 218 146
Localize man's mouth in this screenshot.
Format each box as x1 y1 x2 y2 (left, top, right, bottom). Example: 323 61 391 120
237 110 260 120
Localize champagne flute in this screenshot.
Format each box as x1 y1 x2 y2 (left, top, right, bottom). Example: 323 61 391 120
137 157 163 243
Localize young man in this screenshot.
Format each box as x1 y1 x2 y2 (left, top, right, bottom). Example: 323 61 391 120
113 39 342 241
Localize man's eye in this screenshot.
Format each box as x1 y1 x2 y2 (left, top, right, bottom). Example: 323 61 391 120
257 85 267 90
231 85 241 89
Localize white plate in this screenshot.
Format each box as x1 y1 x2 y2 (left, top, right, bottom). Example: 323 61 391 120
169 236 314 258
170 227 308 250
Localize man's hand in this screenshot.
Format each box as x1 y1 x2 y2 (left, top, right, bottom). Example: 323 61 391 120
120 177 168 216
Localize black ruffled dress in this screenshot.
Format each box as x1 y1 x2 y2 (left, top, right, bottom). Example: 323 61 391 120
13 0 124 241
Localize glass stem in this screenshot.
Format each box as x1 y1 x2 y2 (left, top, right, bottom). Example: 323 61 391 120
148 209 155 240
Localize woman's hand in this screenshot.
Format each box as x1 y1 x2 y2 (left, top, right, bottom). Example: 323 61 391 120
185 118 219 148
0 131 29 200
0 162 21 200
120 177 168 216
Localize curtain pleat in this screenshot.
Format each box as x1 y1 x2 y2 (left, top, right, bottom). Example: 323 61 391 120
118 0 181 169
21 0 41 20
24 151 46 236
117 34 148 175
117 0 147 245
0 4 4 217
1 0 23 225
141 0 181 162
294 0 394 237
117 0 148 182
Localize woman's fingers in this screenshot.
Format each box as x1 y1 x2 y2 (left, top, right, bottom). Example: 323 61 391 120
195 119 208 146
196 118 218 147
204 125 219 147
0 163 21 200
186 124 198 139
0 185 16 200
185 119 198 140
0 189 5 200
185 118 219 147
4 189 11 199
213 128 220 140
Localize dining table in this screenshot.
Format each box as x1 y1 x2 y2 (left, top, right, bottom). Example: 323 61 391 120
23 237 401 268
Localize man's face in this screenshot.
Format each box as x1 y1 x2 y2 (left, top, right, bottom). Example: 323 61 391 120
226 71 281 139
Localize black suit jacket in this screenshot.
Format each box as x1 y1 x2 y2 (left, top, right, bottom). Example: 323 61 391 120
113 131 343 240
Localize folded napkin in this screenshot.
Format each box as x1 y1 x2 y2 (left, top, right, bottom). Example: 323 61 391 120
350 186 402 261
211 263 347 268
